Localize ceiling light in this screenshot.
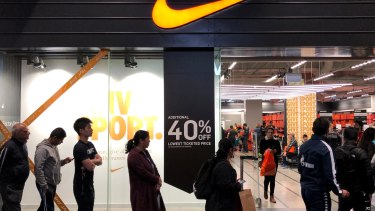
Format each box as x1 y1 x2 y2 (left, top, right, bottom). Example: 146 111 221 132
265 75 278 83
27 55 46 69
324 94 336 99
124 56 137 69
313 73 334 81
364 75 375 81
347 90 362 94
291 60 307 69
351 59 375 69
77 54 89 67
220 83 351 100
228 62 237 70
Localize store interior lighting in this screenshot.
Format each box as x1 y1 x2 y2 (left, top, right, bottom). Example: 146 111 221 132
313 73 334 81
324 94 336 99
351 59 375 69
124 56 138 68
291 60 307 69
27 55 46 69
364 75 375 81
220 83 351 100
228 62 237 70
265 75 278 83
347 89 362 94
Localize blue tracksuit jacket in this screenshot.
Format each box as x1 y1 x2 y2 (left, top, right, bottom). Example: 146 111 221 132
298 135 341 195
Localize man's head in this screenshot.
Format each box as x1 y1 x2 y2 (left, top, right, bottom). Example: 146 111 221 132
243 123 247 128
266 127 274 139
49 127 66 146
343 127 358 142
303 134 308 141
288 133 295 140
12 123 30 144
354 120 363 131
312 117 330 136
73 117 93 137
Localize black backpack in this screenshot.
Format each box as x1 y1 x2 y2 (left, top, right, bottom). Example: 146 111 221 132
193 158 217 199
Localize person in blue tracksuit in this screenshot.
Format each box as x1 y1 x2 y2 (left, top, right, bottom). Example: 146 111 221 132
298 118 350 211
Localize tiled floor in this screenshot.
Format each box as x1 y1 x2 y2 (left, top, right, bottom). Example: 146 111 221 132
21 151 366 210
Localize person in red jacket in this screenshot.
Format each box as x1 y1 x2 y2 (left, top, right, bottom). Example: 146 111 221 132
126 130 166 211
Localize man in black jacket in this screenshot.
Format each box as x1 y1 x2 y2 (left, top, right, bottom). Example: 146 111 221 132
334 127 374 211
298 118 349 211
0 123 30 211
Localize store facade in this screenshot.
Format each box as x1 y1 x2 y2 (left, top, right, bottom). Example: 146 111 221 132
1 0 375 209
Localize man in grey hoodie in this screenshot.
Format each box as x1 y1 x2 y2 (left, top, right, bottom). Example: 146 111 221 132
34 127 73 211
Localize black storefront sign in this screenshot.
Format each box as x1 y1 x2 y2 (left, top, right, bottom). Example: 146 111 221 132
164 49 215 193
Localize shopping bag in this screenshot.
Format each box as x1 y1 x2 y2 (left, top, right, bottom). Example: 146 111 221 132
288 146 296 154
260 149 276 176
239 189 256 211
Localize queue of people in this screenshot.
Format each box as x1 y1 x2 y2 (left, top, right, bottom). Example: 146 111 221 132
1 117 374 211
0 118 166 211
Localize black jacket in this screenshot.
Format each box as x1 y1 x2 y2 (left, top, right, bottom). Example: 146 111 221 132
260 137 282 166
334 142 374 194
298 135 341 195
0 138 30 188
205 160 241 211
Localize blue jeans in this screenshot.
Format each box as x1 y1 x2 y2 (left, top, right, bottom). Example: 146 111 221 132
36 182 56 211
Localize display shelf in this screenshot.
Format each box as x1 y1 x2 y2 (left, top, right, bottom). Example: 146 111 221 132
368 113 375 124
332 112 354 127
262 112 284 135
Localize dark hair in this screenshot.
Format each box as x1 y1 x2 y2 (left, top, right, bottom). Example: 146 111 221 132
343 127 358 141
355 120 364 128
358 127 375 157
73 117 92 135
312 118 330 136
265 126 274 132
50 127 66 139
125 130 149 153
216 138 233 159
243 123 247 127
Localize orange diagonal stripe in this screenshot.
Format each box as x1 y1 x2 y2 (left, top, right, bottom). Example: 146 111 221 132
0 49 109 211
23 49 109 126
152 0 243 29
0 120 11 144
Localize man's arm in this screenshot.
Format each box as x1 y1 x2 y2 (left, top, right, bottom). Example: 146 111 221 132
321 142 343 196
92 154 102 166
0 146 9 176
34 148 48 192
82 159 96 172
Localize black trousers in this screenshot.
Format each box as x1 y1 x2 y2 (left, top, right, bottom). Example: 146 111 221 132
302 189 331 211
0 184 23 211
73 183 95 211
264 164 278 195
36 182 56 211
338 191 371 211
264 176 276 195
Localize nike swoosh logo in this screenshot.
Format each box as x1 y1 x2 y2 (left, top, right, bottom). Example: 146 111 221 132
110 167 124 173
152 0 244 29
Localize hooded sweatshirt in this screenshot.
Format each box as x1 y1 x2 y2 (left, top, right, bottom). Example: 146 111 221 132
34 139 64 188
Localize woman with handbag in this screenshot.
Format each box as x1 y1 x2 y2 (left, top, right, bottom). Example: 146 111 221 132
281 133 298 168
126 130 166 211
259 127 281 203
